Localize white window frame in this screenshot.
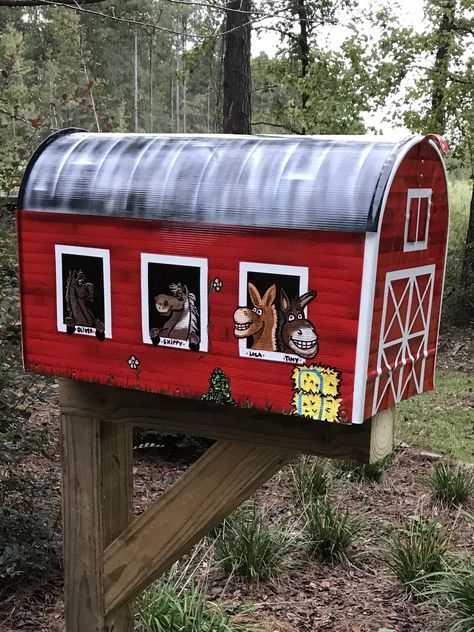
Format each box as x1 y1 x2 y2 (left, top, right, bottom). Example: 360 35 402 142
55 244 112 338
238 262 309 365
403 188 432 252
141 253 208 352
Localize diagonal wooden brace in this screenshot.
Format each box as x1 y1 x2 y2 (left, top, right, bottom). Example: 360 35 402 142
103 439 291 614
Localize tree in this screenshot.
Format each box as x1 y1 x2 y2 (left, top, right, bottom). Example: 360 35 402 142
223 0 251 133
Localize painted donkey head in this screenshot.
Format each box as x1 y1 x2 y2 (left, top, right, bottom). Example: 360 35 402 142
233 283 277 351
278 289 318 358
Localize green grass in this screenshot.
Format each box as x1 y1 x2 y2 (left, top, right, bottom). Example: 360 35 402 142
135 562 259 632
291 456 328 504
427 462 474 506
396 371 474 462
304 498 360 564
387 516 449 594
213 503 295 583
333 454 393 483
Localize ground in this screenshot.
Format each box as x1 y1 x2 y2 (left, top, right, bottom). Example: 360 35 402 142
0 328 473 632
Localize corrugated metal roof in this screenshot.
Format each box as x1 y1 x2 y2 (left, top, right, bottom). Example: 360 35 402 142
19 130 420 233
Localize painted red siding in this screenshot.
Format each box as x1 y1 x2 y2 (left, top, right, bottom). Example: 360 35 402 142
18 211 365 421
364 142 449 419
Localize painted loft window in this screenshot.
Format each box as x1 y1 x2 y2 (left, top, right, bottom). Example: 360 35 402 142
141 253 208 352
235 262 318 365
404 188 432 252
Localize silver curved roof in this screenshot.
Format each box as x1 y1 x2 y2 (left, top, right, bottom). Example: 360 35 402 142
19 130 421 233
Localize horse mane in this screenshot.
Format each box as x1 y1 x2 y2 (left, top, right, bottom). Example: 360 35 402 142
65 270 73 317
169 283 199 338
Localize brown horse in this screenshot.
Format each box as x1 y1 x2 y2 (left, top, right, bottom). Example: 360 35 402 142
150 282 200 351
233 283 277 352
277 289 318 359
65 269 105 340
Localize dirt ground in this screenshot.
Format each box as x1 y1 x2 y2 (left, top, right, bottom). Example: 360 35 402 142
0 328 473 632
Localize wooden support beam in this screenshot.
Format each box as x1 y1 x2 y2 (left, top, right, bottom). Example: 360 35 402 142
59 379 371 463
369 408 394 463
103 439 291 614
61 410 133 632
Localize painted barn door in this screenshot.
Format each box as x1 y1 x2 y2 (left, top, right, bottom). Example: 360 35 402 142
372 264 436 415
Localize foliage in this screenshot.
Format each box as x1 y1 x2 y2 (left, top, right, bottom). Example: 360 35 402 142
0 207 60 592
201 368 235 405
333 455 393 483
304 498 360 564
427 462 473 506
291 455 328 504
396 370 474 463
387 516 449 593
135 561 259 632
419 557 474 632
213 503 294 583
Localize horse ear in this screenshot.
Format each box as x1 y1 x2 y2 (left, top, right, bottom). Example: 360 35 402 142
280 288 290 311
182 284 188 295
298 290 317 309
248 282 262 307
262 284 276 307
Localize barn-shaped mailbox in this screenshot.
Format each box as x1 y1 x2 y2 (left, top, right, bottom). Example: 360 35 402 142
17 130 449 425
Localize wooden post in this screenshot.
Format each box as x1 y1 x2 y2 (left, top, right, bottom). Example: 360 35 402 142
61 409 133 632
369 408 395 463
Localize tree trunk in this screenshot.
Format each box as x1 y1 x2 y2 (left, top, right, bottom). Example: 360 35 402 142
460 181 474 319
293 0 310 134
223 0 251 134
430 0 455 134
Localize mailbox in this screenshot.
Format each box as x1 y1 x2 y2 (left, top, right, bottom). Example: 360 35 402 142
17 130 449 424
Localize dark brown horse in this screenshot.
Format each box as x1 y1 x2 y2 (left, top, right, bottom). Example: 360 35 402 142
65 269 105 340
277 289 318 359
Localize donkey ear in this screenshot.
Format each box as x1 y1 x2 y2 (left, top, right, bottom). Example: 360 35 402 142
298 290 317 309
248 282 262 307
280 288 290 311
262 284 276 307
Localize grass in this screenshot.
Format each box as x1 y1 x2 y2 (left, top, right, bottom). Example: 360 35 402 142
304 498 360 564
213 503 295 583
291 456 328 503
420 559 474 632
135 560 259 632
387 516 449 593
333 454 393 483
396 371 474 463
427 462 474 506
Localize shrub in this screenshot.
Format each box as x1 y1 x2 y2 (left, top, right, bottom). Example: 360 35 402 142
387 516 449 593
420 558 474 632
214 503 294 583
427 462 474 506
333 455 393 483
135 563 259 632
304 498 360 564
291 456 328 504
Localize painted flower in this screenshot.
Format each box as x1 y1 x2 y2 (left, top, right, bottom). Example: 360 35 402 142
128 355 140 370
212 277 223 292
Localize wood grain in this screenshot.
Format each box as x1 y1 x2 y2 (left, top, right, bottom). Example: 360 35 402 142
101 422 133 631
61 414 104 632
59 379 371 463
370 408 394 463
103 439 291 614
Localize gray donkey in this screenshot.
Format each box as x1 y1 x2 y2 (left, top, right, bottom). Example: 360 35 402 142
277 289 318 359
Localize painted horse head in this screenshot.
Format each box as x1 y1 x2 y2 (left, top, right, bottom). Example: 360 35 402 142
155 282 188 316
65 269 98 331
233 283 277 351
71 270 94 302
278 289 318 358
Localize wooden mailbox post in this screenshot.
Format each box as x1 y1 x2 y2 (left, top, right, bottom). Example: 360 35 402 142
17 130 448 631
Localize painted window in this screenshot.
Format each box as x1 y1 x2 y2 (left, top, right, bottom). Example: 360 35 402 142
141 254 208 352
55 245 111 340
236 262 318 364
403 188 432 252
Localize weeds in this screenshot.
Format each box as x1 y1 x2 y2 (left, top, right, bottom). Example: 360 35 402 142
135 561 258 632
291 456 328 504
304 498 360 564
333 455 393 483
427 462 473 506
214 503 294 582
387 516 449 593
